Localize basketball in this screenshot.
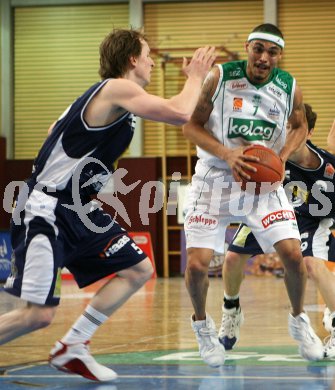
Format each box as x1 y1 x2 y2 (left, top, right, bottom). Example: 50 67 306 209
241 145 283 194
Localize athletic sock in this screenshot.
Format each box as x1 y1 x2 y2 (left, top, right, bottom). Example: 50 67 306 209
61 305 108 344
223 292 240 310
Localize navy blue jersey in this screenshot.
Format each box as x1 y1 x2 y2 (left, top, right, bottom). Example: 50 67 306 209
284 141 335 221
29 79 136 199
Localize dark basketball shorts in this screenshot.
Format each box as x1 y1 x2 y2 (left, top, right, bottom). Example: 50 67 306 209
4 189 147 306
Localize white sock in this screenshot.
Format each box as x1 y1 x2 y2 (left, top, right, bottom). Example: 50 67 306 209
224 292 240 300
61 305 108 344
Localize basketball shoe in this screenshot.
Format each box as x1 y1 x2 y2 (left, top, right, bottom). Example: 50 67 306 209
324 310 335 359
191 313 225 368
288 312 324 361
218 305 244 350
49 340 118 381
324 328 335 359
323 307 332 333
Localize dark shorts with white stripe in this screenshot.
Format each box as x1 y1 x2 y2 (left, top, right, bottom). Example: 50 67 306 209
4 190 147 306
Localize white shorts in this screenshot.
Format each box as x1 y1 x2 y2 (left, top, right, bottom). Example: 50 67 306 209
184 161 300 254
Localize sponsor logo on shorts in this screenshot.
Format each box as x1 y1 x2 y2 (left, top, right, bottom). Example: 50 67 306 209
262 210 296 228
187 214 218 230
103 235 130 257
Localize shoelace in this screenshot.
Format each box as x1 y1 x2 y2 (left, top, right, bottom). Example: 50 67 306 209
221 311 240 338
323 331 335 349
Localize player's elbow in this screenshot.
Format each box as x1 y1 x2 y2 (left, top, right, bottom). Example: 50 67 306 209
169 112 190 126
182 121 193 139
165 100 191 125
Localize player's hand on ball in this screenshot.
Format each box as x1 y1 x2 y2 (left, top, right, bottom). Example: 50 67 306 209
225 146 260 182
241 145 284 194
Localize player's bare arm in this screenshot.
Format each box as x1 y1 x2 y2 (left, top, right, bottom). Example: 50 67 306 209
85 46 216 127
182 67 218 146
279 85 308 163
47 121 57 135
327 119 335 154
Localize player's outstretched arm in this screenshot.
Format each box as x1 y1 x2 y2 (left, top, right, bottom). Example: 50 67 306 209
47 121 57 135
327 119 335 154
106 46 216 126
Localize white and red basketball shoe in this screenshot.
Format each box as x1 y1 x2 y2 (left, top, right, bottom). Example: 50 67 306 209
49 340 117 382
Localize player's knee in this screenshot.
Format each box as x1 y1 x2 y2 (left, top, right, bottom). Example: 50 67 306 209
224 251 241 271
278 245 303 268
130 257 153 287
32 308 56 330
304 256 325 280
304 256 314 277
140 257 154 282
24 306 56 330
186 255 208 275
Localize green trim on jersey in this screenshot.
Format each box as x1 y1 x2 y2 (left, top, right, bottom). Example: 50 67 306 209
219 61 246 82
220 60 294 94
272 68 294 94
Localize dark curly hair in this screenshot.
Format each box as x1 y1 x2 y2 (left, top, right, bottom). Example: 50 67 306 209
252 23 284 39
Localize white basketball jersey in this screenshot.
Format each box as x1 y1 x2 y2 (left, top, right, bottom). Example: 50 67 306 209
198 60 296 169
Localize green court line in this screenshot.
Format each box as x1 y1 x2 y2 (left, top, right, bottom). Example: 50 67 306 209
96 346 335 367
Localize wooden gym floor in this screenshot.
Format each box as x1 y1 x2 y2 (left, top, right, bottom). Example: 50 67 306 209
0 275 335 389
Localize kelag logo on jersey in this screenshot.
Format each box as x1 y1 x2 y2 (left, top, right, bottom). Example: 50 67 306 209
275 75 288 91
228 118 276 141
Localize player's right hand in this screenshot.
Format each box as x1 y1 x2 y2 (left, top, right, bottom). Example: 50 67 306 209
182 46 216 80
225 146 260 182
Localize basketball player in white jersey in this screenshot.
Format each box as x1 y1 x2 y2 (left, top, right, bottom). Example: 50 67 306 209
182 23 323 367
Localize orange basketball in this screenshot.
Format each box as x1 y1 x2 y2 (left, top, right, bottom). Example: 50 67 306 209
241 145 283 194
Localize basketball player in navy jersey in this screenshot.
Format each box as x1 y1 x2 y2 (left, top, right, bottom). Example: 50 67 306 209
221 103 335 359
0 29 216 381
